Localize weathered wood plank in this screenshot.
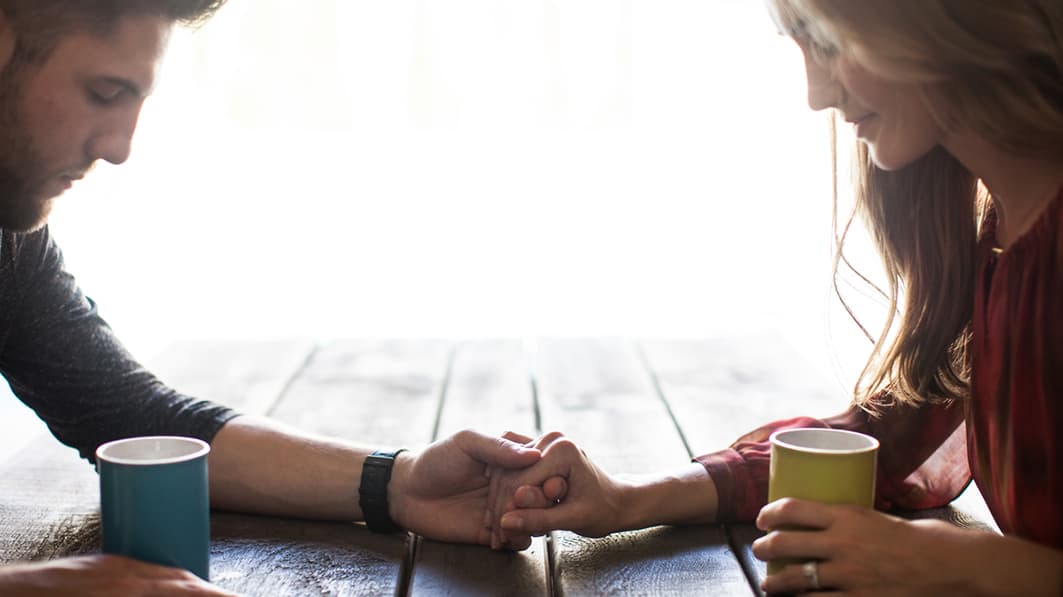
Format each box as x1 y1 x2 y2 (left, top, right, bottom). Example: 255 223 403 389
267 339 452 446
0 437 99 563
150 339 316 415
225 339 454 597
411 340 550 596
210 512 406 597
535 338 754 597
638 336 843 454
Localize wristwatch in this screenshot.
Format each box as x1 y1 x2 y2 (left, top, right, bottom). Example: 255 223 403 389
359 449 407 533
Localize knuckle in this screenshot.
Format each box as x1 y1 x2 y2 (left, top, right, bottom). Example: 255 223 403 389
553 438 580 454
775 497 802 515
451 428 476 446
758 531 782 555
540 430 565 442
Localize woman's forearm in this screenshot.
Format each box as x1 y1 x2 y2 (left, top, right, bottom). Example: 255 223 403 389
960 528 1063 596
617 462 719 530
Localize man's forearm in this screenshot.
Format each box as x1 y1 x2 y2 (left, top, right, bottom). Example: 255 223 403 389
207 415 375 521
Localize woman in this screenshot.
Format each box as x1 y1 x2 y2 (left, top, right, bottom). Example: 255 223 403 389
486 1 1063 594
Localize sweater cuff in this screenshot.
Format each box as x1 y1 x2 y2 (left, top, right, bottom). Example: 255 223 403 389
695 448 761 523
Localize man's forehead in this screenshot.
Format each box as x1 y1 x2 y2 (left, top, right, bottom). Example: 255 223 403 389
49 14 173 96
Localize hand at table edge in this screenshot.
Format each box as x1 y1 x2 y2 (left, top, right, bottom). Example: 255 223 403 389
0 554 238 597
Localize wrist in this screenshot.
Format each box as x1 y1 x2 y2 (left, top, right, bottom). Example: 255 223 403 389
620 463 718 530
386 450 414 531
358 449 407 533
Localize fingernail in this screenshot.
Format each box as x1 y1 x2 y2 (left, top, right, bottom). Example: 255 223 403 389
501 514 523 531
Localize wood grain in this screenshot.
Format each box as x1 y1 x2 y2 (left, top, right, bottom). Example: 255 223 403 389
267 339 452 446
534 338 755 596
150 339 316 415
223 338 456 596
0 437 99 563
4 336 1001 596
210 512 405 597
639 336 845 455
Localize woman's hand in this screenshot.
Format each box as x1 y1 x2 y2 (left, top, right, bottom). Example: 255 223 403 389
753 497 1063 596
484 432 628 547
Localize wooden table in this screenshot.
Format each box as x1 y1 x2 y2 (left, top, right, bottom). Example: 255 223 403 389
0 337 997 596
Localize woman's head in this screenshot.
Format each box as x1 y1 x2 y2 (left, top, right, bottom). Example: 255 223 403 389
766 1 1063 407
769 0 1063 164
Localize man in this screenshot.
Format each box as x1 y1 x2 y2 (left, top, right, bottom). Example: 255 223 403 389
0 2 543 594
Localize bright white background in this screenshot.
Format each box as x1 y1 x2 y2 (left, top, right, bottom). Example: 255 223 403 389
4 0 883 453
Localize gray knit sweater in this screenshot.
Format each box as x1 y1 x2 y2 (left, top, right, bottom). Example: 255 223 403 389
0 226 238 464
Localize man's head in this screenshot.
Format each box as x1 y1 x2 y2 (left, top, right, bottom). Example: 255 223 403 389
0 1 226 232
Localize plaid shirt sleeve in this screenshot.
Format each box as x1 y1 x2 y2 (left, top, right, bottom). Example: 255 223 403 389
696 397 970 523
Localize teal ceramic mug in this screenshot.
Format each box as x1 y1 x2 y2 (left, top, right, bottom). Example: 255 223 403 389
96 436 211 580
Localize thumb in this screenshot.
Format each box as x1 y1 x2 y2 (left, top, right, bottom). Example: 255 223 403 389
500 508 569 536
514 477 569 508
543 476 568 502
459 430 541 468
514 484 552 508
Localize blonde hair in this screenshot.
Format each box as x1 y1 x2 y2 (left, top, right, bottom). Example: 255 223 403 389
770 1 1063 408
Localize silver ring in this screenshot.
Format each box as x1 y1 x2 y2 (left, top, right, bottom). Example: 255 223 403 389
802 560 821 591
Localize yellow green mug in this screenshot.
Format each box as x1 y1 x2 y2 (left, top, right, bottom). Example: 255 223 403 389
766 427 879 575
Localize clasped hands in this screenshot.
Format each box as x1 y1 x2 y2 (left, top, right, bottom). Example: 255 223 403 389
479 431 623 550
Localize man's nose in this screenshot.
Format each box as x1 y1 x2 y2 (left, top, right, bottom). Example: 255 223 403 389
86 107 143 165
804 53 841 112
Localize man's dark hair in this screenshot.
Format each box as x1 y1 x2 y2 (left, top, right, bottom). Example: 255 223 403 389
1 0 227 64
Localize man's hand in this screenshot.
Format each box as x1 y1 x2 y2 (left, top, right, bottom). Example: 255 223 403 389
0 554 238 596
386 429 544 548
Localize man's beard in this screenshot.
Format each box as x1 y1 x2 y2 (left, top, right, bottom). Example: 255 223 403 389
0 64 58 232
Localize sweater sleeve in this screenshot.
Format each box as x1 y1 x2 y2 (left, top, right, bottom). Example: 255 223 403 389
696 397 971 522
0 227 240 464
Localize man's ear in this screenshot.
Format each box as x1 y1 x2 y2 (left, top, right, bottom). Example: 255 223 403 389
0 9 16 72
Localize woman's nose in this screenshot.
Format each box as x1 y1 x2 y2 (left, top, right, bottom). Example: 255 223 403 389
804 53 842 112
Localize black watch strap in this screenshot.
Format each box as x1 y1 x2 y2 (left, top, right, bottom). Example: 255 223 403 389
359 449 407 533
